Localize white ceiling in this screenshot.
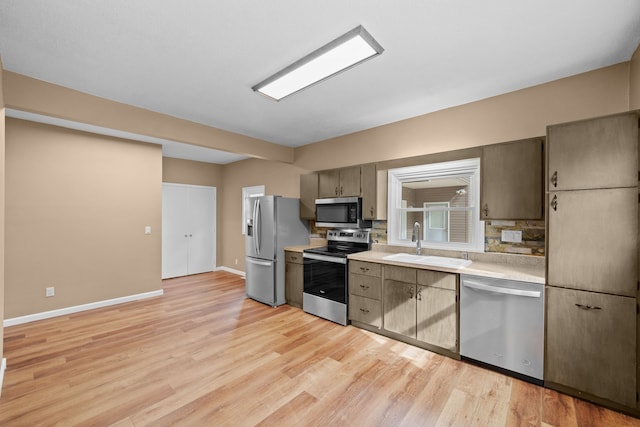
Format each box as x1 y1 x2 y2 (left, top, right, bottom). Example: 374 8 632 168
1 1 640 164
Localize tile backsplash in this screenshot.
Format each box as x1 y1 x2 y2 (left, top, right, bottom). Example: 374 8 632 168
366 219 545 256
484 220 545 256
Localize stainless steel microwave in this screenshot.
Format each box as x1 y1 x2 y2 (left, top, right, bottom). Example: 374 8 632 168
315 197 372 229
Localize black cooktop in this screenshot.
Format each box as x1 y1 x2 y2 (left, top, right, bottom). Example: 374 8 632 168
304 229 372 258
304 244 369 258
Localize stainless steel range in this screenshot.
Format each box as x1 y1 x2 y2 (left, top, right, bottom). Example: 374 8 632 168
302 229 371 325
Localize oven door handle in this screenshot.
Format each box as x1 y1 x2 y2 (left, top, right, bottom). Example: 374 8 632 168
462 280 541 298
303 253 347 265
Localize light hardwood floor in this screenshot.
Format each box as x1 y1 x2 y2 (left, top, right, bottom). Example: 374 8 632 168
1 271 638 426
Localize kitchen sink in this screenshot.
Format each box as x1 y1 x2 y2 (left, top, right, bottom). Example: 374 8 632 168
382 253 472 269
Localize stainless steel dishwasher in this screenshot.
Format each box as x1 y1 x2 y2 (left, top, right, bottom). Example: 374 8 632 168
460 274 544 383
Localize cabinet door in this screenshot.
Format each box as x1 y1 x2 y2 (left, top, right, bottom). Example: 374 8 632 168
360 163 377 219
339 166 361 197
547 187 638 296
545 286 636 407
349 273 382 300
299 173 318 219
318 169 340 198
547 112 639 191
481 138 543 219
416 285 457 352
383 280 416 338
349 295 382 328
285 261 303 308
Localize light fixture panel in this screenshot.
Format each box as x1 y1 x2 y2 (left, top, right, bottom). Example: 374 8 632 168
253 26 383 101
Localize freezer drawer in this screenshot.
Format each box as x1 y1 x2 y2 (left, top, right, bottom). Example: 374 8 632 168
460 275 544 381
245 257 277 306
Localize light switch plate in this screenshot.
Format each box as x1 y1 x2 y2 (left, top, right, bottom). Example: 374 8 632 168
501 230 522 243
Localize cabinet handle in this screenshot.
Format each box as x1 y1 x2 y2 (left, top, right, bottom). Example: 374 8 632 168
551 194 558 211
359 308 370 314
340 186 343 195
575 303 602 310
416 288 422 301
551 171 558 188
360 267 369 272
370 207 374 217
482 204 489 217
335 186 339 196
408 287 414 299
359 284 370 290
291 256 298 261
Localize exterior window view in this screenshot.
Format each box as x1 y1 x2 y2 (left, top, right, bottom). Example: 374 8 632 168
0 2 640 426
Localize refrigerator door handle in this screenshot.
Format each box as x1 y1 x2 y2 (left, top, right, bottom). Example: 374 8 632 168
246 258 272 267
253 198 261 255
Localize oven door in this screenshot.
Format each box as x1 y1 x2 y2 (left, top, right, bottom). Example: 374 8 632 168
303 253 347 304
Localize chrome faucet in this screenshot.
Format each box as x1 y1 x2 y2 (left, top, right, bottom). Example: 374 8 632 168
412 222 422 255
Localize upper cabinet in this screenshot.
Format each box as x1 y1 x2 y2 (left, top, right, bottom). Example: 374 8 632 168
315 164 380 220
547 113 639 191
481 137 544 220
318 166 361 198
299 173 318 219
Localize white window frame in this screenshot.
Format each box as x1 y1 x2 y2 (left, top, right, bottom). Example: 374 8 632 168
242 185 265 235
387 158 484 252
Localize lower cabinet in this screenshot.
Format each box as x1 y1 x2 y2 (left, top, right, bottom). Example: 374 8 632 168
416 270 458 352
382 265 458 353
349 261 382 328
545 286 636 408
284 251 304 308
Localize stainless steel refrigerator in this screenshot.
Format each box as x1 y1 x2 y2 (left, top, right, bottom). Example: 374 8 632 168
245 195 309 306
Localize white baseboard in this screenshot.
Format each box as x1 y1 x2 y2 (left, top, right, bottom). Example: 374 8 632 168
3 289 164 327
0 358 6 397
216 266 245 277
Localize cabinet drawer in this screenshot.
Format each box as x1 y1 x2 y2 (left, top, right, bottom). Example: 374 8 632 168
349 295 382 328
349 260 381 277
417 269 457 291
285 251 303 264
349 273 382 300
545 286 636 407
384 265 416 283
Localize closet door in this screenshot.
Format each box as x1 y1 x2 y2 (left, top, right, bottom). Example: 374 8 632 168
162 183 216 279
162 185 190 278
187 186 216 275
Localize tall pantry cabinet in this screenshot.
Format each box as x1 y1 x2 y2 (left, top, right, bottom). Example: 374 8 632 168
545 112 639 412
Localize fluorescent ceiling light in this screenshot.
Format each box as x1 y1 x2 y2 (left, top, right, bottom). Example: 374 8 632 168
253 25 383 101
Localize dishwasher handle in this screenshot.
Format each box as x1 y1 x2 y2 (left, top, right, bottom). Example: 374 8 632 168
462 279 541 298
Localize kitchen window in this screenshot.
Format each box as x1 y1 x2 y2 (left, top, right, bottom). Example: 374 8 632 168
387 158 484 252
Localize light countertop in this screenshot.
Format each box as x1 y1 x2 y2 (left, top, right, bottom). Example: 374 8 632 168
348 250 545 284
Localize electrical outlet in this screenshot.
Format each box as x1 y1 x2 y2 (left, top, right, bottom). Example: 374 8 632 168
144 226 152 235
45 286 55 297
235 258 238 265
501 230 523 243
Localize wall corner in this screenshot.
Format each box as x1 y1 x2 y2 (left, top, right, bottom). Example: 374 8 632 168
630 43 640 110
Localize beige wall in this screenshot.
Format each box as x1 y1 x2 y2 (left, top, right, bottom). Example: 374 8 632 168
0 57 5 369
630 45 640 110
5 118 162 318
3 71 293 163
221 158 311 271
295 63 630 171
162 157 224 266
